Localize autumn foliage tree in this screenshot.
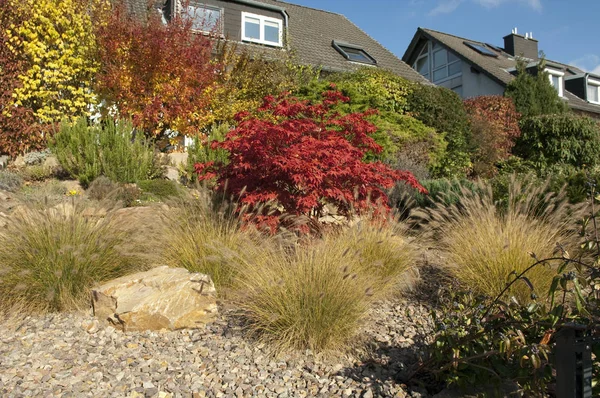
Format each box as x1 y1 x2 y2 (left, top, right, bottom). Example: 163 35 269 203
4 0 101 124
0 0 45 156
195 88 427 229
94 3 217 138
463 95 521 177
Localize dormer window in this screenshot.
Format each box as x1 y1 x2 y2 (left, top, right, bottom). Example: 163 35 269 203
332 41 376 65
545 68 564 97
588 79 600 104
241 12 282 47
186 4 222 34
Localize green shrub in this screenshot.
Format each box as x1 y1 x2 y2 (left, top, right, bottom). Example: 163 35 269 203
0 170 23 192
417 178 584 303
51 117 163 187
17 164 55 182
514 114 600 169
137 179 182 200
296 71 447 169
0 201 140 313
505 58 569 118
406 84 472 177
184 124 230 184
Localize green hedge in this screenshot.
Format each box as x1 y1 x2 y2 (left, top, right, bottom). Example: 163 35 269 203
514 114 600 169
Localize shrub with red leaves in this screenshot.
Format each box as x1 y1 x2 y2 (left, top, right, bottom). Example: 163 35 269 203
94 3 216 138
195 89 427 230
0 0 45 157
463 96 521 177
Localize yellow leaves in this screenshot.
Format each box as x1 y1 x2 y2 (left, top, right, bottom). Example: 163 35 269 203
6 0 100 122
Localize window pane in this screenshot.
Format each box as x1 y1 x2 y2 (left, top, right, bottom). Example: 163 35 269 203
448 51 459 63
343 47 372 63
416 56 429 75
589 85 599 102
448 61 461 76
244 17 260 40
433 49 447 68
550 75 560 91
433 67 448 82
187 6 220 31
263 20 280 43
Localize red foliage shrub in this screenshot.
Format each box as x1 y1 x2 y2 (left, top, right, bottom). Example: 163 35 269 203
464 96 521 158
195 89 427 229
0 0 45 157
94 3 216 138
463 96 521 177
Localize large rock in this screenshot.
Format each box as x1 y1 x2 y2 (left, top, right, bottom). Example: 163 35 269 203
91 266 218 331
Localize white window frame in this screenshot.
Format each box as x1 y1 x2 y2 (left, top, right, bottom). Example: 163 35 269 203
588 78 600 104
241 11 282 47
545 68 564 97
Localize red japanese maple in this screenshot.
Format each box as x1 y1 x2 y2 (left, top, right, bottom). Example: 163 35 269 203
195 89 426 228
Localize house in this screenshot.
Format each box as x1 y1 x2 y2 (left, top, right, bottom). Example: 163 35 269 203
124 0 428 83
402 27 600 118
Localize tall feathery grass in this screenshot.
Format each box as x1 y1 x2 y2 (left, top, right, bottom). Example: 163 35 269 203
415 176 585 303
0 200 142 313
233 218 419 353
161 189 261 291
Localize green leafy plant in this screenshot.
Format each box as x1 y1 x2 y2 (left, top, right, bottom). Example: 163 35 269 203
514 114 600 170
137 179 182 201
412 178 600 396
0 200 141 313
184 123 229 184
51 117 163 187
406 84 472 177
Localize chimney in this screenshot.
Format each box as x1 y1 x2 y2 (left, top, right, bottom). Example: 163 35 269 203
503 30 538 60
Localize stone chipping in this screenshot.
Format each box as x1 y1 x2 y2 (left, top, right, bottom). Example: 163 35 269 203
0 296 435 398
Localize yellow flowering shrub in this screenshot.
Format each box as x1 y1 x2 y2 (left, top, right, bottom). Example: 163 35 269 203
5 0 105 123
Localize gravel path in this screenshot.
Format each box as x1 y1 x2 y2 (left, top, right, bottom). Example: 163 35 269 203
0 294 435 398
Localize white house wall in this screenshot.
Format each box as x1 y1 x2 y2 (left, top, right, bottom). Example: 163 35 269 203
460 61 505 98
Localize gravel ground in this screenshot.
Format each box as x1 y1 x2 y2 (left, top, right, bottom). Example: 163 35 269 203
0 294 435 398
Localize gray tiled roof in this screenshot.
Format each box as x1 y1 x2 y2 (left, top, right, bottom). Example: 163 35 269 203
256 0 428 82
121 0 428 83
404 28 600 115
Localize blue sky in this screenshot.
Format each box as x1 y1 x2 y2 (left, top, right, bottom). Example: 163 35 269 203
286 0 600 74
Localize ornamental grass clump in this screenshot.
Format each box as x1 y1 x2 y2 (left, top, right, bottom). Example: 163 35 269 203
0 200 140 314
234 218 418 353
416 176 584 303
161 189 261 291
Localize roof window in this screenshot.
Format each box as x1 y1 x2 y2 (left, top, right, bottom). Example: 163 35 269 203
464 41 498 57
332 41 376 65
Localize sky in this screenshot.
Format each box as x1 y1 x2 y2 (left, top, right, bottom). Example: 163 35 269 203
285 0 600 74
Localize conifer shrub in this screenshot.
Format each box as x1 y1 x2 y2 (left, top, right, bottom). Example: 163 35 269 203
51 117 162 187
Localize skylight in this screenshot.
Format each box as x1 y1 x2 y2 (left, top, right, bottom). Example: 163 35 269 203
332 41 376 65
464 41 498 57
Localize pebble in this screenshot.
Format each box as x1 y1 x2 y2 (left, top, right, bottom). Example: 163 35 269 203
0 297 434 397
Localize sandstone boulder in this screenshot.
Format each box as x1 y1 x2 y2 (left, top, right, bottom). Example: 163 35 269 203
92 266 218 331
